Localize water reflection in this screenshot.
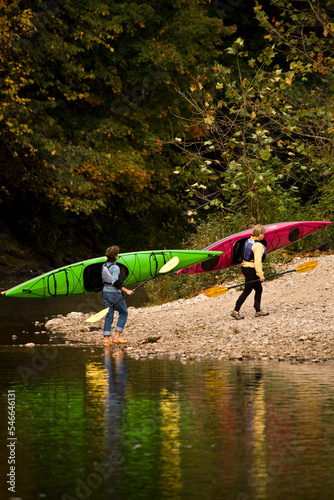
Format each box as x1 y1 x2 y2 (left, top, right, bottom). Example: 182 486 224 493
0 349 334 500
160 389 181 500
102 347 128 497
248 380 268 499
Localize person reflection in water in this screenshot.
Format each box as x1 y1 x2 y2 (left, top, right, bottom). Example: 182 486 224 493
104 347 128 404
103 346 127 486
101 246 134 347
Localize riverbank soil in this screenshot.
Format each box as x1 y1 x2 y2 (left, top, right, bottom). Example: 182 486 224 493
42 253 334 364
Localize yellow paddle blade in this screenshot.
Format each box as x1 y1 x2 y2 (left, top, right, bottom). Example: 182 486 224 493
160 256 179 273
204 286 229 298
86 307 109 323
295 259 318 273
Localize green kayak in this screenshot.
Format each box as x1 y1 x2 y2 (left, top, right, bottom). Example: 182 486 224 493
2 249 223 298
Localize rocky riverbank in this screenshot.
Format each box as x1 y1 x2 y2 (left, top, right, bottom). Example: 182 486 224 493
44 254 334 364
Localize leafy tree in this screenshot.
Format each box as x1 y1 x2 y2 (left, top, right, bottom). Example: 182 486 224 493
172 1 334 231
254 0 334 231
0 0 236 258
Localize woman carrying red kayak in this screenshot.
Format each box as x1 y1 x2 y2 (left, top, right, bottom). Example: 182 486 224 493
231 225 269 320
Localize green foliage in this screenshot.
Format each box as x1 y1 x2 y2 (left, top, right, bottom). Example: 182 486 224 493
183 212 244 249
173 47 326 225
0 0 235 256
172 0 334 233
253 0 334 219
0 0 333 264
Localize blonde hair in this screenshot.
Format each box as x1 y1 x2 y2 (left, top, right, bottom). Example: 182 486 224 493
105 245 120 262
252 224 266 237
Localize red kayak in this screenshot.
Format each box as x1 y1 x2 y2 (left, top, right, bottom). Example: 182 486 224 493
177 221 332 275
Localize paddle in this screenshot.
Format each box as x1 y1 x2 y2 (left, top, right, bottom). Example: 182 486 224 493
204 260 318 298
86 256 180 323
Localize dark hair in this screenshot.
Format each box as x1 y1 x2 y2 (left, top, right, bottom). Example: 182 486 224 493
105 246 120 262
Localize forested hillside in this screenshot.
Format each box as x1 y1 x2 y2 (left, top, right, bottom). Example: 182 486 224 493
0 0 333 265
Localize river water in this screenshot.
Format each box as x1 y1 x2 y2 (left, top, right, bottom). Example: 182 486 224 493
1 274 334 500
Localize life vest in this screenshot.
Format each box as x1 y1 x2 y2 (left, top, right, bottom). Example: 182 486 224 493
101 262 114 285
101 262 124 288
242 238 266 262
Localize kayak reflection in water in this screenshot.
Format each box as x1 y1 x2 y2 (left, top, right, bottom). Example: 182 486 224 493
101 246 134 346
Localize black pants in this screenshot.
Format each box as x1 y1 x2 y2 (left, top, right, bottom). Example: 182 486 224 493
235 267 262 313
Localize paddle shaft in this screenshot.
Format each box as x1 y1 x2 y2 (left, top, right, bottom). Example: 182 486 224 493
227 268 297 291
111 270 161 307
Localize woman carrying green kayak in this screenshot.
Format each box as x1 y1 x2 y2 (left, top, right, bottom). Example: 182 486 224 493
101 246 134 346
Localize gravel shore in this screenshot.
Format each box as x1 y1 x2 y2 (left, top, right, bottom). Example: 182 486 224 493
45 254 334 364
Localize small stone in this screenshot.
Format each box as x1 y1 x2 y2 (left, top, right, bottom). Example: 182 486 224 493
229 353 243 360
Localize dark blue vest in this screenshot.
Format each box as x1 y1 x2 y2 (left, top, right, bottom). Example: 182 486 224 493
242 238 267 262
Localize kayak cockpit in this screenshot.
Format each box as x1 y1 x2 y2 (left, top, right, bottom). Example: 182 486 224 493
232 237 268 265
83 263 129 292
